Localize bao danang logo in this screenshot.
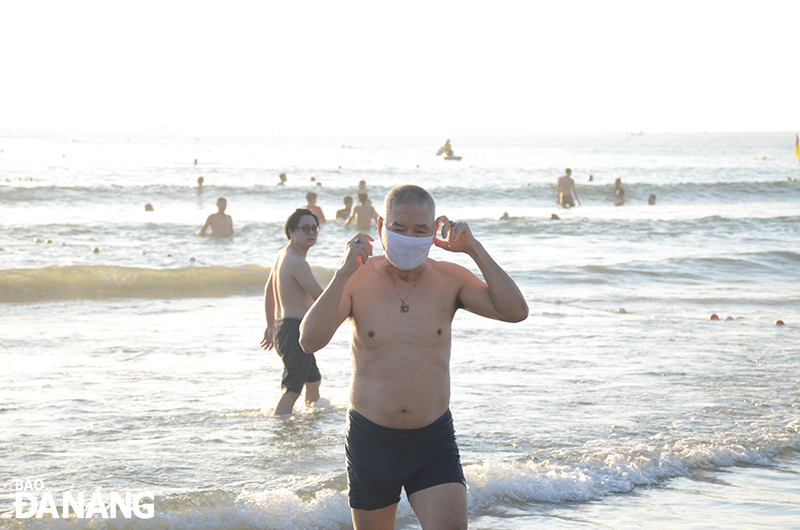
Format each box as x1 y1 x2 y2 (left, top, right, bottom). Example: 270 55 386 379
14 479 154 519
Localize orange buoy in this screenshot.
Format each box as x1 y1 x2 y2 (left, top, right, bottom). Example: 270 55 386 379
775 320 785 326
92 247 100 253
709 314 720 321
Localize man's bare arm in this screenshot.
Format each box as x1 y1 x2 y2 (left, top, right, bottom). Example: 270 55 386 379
260 269 276 350
299 234 372 353
197 215 212 236
293 259 324 300
434 218 528 323
344 211 355 227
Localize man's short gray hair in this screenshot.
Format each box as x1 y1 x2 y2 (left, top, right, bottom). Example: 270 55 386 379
383 185 435 219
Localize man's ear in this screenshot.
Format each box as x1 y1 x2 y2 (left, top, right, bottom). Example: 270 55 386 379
376 216 384 233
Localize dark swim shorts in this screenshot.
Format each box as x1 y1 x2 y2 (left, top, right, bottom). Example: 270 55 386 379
559 194 575 208
274 317 321 394
346 409 466 510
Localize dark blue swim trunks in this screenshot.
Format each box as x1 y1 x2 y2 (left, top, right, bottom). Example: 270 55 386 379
346 409 466 510
274 317 321 394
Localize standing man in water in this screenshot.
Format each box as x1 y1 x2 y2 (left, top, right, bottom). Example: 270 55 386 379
299 185 528 529
197 197 234 236
261 209 324 415
556 168 581 208
344 193 380 231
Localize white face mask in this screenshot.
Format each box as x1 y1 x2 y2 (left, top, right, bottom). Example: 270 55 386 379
382 225 434 270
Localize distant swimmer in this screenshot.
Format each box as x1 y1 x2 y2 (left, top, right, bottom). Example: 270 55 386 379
556 168 581 208
197 197 234 236
261 209 324 415
336 196 354 220
344 193 379 231
648 194 656 205
498 212 521 221
614 178 626 206
197 177 204 188
144 203 154 212
304 191 326 223
588 174 594 182
278 173 287 186
358 180 367 194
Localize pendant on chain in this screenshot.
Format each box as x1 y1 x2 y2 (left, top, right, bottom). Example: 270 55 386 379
400 302 409 313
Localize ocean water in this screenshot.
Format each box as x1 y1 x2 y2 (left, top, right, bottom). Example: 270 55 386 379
1 130 799 529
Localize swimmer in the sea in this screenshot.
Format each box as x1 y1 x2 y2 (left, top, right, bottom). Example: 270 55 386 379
556 168 581 208
197 197 233 236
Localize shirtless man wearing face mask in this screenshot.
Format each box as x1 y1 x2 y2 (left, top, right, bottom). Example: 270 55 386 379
299 184 528 530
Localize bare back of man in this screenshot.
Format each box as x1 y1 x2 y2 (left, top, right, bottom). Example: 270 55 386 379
204 212 234 236
556 170 580 208
345 203 379 232
198 198 234 236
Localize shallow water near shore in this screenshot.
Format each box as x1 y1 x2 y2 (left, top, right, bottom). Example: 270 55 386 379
1 130 799 528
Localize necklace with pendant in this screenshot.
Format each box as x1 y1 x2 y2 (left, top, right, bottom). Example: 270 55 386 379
385 262 424 313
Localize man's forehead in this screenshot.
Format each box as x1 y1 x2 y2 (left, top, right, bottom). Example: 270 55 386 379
386 202 434 224
298 215 317 225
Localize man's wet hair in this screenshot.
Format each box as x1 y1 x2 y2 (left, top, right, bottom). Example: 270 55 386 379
306 191 317 202
285 208 319 239
383 184 435 219
358 192 368 203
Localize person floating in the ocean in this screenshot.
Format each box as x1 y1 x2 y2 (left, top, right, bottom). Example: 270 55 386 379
344 193 380 231
261 209 323 415
278 173 287 186
197 197 233 236
336 196 354 220
299 184 528 529
648 194 656 205
614 178 626 206
556 168 581 208
304 191 326 223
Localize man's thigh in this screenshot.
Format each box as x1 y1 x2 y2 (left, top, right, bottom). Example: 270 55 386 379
351 503 398 530
408 482 467 530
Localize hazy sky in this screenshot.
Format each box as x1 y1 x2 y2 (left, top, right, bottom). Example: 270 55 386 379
2 1 798 135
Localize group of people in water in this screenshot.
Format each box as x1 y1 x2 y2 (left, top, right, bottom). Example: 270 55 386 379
193 177 384 238
258 183 527 529
187 166 659 528
193 168 658 240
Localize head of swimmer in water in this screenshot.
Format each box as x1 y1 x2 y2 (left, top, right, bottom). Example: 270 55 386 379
216 198 227 212
285 208 320 242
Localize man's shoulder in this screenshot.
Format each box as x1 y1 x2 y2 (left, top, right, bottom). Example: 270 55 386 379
429 258 472 277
